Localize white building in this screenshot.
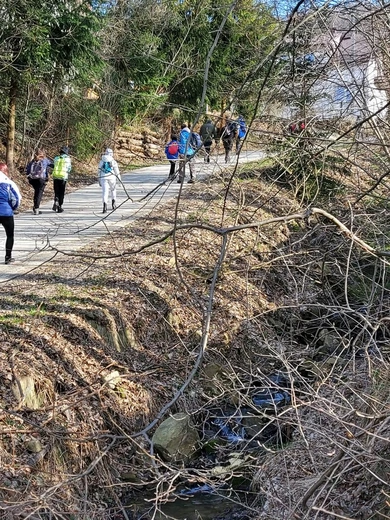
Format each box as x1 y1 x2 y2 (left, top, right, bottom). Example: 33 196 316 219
281 5 388 123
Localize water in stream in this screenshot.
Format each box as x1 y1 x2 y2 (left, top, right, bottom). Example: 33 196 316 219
125 489 252 520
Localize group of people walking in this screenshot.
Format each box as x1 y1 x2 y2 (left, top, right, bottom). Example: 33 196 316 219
25 145 121 216
0 145 121 265
164 115 247 183
0 115 246 265
26 146 71 215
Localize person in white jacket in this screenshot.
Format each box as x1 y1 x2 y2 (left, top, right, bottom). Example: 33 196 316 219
97 148 121 213
0 163 22 264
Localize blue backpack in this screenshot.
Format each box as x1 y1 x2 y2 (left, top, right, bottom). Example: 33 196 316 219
238 119 247 139
190 132 202 150
102 161 113 173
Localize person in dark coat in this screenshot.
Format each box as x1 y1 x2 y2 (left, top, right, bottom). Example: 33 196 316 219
199 119 217 163
221 120 238 163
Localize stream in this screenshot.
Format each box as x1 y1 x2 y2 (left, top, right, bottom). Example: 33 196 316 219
122 372 290 519
125 488 252 520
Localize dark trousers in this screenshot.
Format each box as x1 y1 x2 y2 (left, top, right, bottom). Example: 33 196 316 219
53 179 67 207
29 178 46 209
0 216 14 258
203 141 212 162
222 137 233 162
169 161 176 178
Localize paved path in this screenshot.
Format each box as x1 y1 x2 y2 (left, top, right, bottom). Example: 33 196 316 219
0 150 264 282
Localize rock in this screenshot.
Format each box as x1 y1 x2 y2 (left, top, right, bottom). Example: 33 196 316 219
211 453 251 477
103 370 121 389
242 413 291 446
26 439 43 453
120 472 138 482
201 363 228 396
11 376 41 409
152 413 200 462
241 414 268 439
316 328 341 355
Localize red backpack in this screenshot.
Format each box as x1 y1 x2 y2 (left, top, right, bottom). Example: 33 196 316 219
168 142 179 155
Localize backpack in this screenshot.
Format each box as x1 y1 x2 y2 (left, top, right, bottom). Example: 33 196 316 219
52 156 68 179
29 160 45 179
167 142 179 155
238 119 247 139
101 161 113 173
223 122 236 139
190 132 202 150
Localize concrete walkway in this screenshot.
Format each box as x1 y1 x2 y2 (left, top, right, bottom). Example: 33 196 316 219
0 150 264 282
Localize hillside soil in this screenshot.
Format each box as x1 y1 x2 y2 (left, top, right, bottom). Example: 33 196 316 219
0 157 389 519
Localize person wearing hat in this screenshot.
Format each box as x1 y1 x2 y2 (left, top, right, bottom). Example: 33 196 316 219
0 163 22 264
97 148 121 213
52 146 72 213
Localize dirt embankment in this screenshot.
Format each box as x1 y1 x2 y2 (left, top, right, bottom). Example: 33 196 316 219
0 159 389 519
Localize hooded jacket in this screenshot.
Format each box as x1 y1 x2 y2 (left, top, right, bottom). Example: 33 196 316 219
200 120 217 144
0 172 22 217
178 127 195 157
98 149 120 179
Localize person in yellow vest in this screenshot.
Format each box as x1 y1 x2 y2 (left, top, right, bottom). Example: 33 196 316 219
52 146 72 213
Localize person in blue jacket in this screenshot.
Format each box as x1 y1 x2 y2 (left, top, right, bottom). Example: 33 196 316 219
177 123 196 184
0 163 22 264
164 134 179 180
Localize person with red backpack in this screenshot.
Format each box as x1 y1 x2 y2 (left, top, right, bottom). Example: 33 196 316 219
26 149 53 215
164 134 179 180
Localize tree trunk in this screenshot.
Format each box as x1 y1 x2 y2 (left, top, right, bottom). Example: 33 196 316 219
6 78 17 175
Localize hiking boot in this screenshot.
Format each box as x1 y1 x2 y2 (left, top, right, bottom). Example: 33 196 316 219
5 256 14 265
111 199 116 210
57 206 64 213
103 203 107 214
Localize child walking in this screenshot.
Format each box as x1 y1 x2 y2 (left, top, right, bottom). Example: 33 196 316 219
164 134 179 180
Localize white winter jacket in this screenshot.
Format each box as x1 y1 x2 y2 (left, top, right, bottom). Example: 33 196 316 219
98 152 121 180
